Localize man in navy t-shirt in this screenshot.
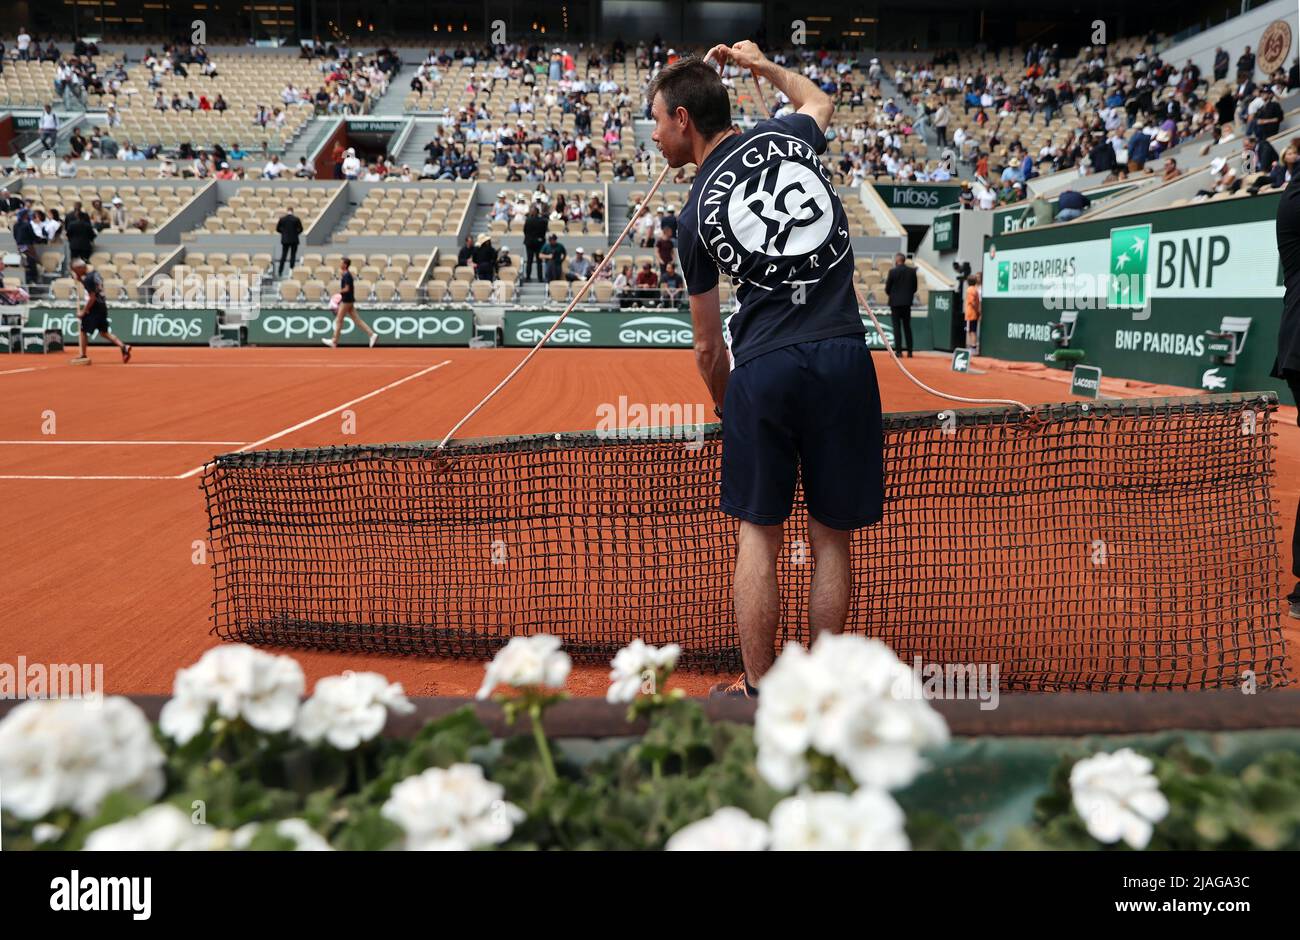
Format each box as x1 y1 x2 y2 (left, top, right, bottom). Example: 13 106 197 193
649 42 884 698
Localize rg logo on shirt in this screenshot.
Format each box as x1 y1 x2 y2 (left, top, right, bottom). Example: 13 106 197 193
729 162 832 256
696 130 850 289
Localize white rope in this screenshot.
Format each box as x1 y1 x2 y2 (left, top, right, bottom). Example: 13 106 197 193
437 159 675 449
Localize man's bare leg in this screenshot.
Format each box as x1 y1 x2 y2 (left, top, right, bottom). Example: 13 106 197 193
735 520 784 682
348 309 376 339
808 516 852 643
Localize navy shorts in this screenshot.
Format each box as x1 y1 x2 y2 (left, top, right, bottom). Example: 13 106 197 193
81 304 110 337
721 335 885 530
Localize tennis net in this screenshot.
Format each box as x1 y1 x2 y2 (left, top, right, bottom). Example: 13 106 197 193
201 392 1290 691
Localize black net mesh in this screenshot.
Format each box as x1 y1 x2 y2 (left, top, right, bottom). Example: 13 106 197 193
201 392 1291 691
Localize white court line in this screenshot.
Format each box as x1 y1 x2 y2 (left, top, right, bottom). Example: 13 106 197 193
173 359 453 480
0 440 247 446
0 474 179 480
129 362 439 369
0 367 43 376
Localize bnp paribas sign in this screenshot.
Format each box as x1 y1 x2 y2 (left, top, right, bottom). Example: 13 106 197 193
985 218 1273 305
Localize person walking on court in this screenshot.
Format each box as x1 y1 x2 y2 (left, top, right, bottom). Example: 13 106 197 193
322 257 378 347
69 259 131 365
275 206 302 276
1273 167 1300 617
652 43 884 698
885 252 918 357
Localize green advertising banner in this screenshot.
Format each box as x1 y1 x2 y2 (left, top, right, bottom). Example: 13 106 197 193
27 308 218 345
869 183 963 211
502 309 934 351
980 195 1289 401
932 211 959 251
928 290 959 351
503 310 695 347
863 310 933 353
247 309 474 345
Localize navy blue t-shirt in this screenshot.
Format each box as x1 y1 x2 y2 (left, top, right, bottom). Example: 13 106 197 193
678 112 862 367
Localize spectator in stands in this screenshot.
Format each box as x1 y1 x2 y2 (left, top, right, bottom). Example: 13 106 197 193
634 261 658 304
1238 46 1256 81
17 27 32 61
540 233 566 281
56 154 78 179
1162 158 1182 182
263 154 286 179
66 210 95 264
523 206 548 283
614 263 634 307
473 234 498 280
456 236 475 267
38 105 58 152
1255 88 1284 141
660 262 683 307
1055 188 1091 222
1246 135 1280 176
566 247 593 282
294 157 316 179
1198 156 1240 198
1127 124 1151 171
655 224 675 273
276 207 303 276
89 198 110 232
1213 47 1229 82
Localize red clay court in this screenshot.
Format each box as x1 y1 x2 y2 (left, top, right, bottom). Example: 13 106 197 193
2 345 1296 696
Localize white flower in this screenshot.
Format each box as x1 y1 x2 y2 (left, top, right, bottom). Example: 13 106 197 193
32 823 64 844
159 645 305 743
666 807 770 851
753 635 948 792
476 634 571 700
296 671 415 750
83 805 219 851
0 697 165 820
232 818 334 851
607 640 681 703
381 763 525 851
1071 748 1170 849
769 789 910 851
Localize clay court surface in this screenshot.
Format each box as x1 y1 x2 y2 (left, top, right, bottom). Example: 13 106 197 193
2 344 1297 696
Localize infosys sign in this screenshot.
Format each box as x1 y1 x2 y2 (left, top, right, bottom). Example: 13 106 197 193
28 308 216 344
503 311 694 347
870 183 962 210
247 310 473 345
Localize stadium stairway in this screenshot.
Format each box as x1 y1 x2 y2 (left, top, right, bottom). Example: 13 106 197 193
391 118 451 168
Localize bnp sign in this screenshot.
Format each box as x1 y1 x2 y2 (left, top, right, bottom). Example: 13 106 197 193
1108 224 1151 308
